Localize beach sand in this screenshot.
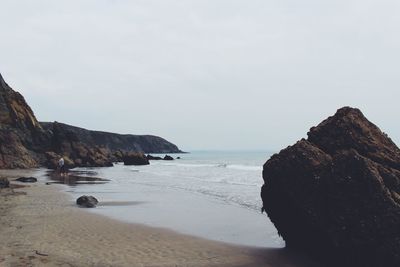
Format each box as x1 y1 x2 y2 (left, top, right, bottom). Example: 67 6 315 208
0 171 320 267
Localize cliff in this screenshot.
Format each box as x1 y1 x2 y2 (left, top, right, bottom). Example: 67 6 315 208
0 73 49 168
0 73 182 169
261 107 400 267
40 122 182 154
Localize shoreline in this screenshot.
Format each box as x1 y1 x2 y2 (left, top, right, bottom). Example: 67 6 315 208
0 170 320 267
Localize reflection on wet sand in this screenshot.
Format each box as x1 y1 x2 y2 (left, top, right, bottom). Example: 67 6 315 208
46 170 109 186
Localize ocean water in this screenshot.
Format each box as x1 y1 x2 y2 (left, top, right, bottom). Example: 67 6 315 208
61 151 284 248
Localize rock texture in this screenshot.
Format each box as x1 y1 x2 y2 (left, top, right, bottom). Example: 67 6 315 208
0 73 49 168
0 73 182 169
261 107 400 267
123 153 149 166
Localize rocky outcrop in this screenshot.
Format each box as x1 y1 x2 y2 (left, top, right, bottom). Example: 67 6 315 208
146 154 163 160
0 73 49 168
163 155 174 160
76 195 98 208
40 122 183 155
261 107 400 267
0 73 183 169
123 153 149 165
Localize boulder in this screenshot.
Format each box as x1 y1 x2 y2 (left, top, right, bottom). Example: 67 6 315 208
0 177 10 188
123 153 149 165
163 155 174 161
16 177 37 183
146 154 163 160
261 107 400 267
76 195 98 208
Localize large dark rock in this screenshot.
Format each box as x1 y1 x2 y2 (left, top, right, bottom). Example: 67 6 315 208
76 195 98 208
123 153 149 165
0 73 183 169
163 155 174 161
146 154 163 160
261 107 400 267
0 177 10 188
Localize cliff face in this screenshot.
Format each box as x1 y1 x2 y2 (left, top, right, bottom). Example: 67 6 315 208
0 73 182 169
0 74 48 168
40 122 182 154
40 122 182 168
261 107 400 267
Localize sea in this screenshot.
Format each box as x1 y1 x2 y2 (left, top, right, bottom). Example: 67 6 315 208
58 151 284 248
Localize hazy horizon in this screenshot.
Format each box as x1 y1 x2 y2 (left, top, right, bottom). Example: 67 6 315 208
1 0 400 151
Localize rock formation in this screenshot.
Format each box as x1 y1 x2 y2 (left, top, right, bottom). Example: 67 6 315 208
261 107 400 267
146 154 163 160
0 73 49 168
0 73 182 169
163 155 174 160
123 153 149 165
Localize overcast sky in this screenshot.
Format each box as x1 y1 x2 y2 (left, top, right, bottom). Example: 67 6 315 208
1 0 400 151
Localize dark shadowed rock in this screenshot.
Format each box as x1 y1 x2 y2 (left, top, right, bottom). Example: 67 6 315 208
163 155 174 161
0 177 10 188
146 154 163 160
76 195 98 208
261 107 400 267
16 177 37 183
123 153 149 165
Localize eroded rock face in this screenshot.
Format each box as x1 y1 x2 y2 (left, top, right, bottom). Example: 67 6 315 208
0 73 49 168
261 107 400 267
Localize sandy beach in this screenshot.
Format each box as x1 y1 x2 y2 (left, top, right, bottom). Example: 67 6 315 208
0 170 320 267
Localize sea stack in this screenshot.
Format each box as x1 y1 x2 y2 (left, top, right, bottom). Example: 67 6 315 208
261 107 400 267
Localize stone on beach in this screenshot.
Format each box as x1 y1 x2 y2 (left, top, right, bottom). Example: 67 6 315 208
261 107 400 267
76 195 99 208
16 177 38 183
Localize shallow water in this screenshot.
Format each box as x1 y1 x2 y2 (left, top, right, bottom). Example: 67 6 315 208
50 151 283 247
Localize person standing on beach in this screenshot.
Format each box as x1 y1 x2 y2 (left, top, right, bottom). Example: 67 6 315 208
58 157 66 176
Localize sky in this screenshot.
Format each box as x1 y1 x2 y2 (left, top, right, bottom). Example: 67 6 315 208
1 0 400 151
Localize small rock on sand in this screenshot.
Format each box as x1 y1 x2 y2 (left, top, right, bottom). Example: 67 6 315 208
76 195 99 208
16 177 38 183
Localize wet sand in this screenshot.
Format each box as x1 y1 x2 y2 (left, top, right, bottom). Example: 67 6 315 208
0 170 321 267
